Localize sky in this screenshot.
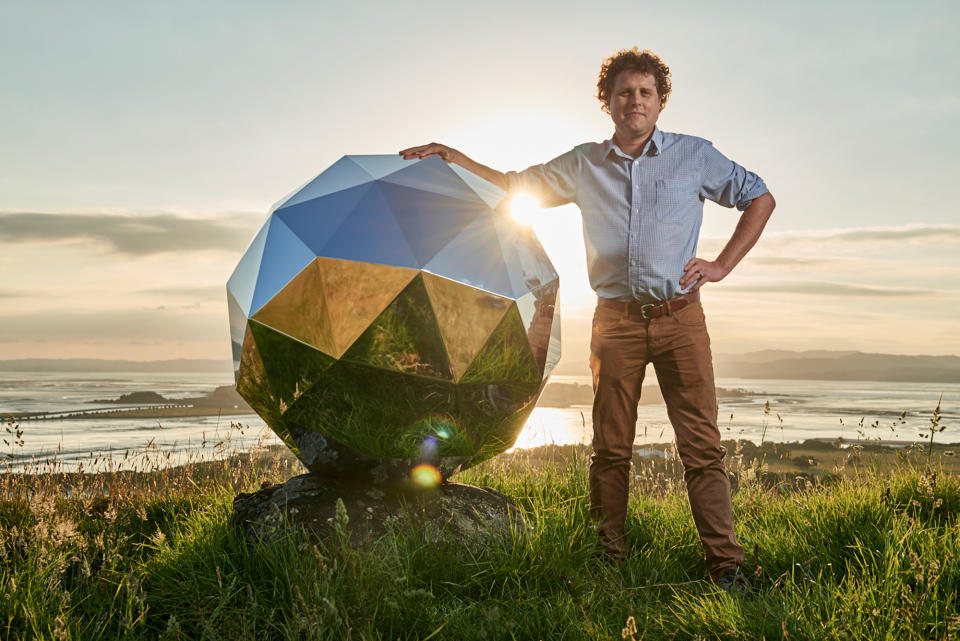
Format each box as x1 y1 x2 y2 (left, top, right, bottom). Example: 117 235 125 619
1 0 958 365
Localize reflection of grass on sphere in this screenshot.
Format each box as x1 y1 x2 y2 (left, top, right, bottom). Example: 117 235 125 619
394 415 473 458
238 277 550 467
280 361 542 464
239 320 339 456
284 363 461 459
343 276 452 380
467 395 539 465
235 332 295 452
461 306 539 385
455 382 540 463
250 320 336 407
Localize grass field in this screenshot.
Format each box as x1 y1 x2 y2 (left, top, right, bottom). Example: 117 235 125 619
1 417 958 640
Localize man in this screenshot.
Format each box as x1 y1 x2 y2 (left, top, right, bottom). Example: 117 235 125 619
400 48 774 593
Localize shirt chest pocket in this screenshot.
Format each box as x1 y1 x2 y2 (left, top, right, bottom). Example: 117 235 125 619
655 178 700 224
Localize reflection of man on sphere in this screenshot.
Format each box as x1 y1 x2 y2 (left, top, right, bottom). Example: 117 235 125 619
400 48 775 593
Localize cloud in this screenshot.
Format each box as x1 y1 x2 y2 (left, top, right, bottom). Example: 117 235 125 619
0 307 227 342
700 225 960 257
721 280 940 297
747 256 853 267
137 285 226 299
758 224 960 247
0 211 263 255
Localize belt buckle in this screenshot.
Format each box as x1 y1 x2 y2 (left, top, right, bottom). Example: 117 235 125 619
640 303 655 319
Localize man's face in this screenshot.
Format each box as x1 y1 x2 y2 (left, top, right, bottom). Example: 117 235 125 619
608 70 661 140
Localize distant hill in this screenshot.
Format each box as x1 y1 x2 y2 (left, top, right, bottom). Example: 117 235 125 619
0 358 232 373
716 351 960 383
91 386 250 409
3 352 958 383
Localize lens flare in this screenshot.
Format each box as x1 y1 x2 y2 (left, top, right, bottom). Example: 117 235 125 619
410 463 443 488
419 435 438 458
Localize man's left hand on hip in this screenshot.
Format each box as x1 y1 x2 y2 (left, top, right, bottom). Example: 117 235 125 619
680 258 728 292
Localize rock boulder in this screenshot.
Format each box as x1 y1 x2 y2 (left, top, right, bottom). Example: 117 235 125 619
234 474 526 552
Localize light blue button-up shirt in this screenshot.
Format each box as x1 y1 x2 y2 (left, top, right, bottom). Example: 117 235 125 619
505 128 769 303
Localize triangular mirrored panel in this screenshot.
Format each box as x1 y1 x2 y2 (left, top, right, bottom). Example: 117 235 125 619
380 156 486 205
276 156 375 209
347 154 412 180
377 181 483 267
422 213 513 298
248 319 337 414
252 256 415 360
227 288 247 381
545 296 562 377
518 284 557 376
421 272 511 382
448 163 508 209
227 219 270 315
467 395 538 465
249 216 318 316
275 182 372 256
236 328 294 449
460 304 540 385
251 259 335 356
492 215 559 298
315 257 419 357
320 183 419 269
341 274 453 381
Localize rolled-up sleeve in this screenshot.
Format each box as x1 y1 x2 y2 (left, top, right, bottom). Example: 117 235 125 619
505 148 580 208
700 143 768 211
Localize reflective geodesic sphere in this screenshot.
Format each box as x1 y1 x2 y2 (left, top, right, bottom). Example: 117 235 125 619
227 155 560 479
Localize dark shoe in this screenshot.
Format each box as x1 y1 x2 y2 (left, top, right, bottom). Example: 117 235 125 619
714 567 751 595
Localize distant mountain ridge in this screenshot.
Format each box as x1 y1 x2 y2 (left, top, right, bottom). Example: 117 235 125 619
716 350 960 383
0 358 232 373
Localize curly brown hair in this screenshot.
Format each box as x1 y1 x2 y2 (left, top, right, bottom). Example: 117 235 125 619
596 48 672 114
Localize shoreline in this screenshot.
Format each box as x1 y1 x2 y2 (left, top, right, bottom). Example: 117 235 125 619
4 437 959 479
10 406 257 421
9 381 754 421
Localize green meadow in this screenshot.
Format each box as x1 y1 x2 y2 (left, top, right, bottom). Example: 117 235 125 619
1 415 958 641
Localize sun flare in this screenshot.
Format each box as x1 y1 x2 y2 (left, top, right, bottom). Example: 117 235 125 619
509 192 542 226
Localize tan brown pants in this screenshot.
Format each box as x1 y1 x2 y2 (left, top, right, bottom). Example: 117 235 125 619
589 299 744 576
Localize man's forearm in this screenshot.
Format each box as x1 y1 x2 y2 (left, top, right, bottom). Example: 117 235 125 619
454 155 509 191
399 143 509 191
715 192 776 274
680 191 776 290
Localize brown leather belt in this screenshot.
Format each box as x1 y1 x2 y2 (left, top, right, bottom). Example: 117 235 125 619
597 291 700 320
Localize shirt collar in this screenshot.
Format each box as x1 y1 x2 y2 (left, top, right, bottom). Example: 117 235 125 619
603 127 663 160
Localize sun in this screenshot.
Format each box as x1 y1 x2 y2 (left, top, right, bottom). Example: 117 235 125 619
504 193 596 311
509 192 543 226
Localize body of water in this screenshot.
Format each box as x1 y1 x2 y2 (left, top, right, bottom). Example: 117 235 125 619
1 371 956 471
512 375 958 451
1 371 277 471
